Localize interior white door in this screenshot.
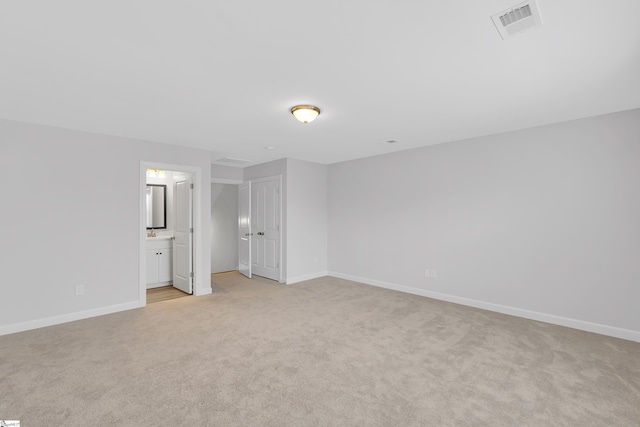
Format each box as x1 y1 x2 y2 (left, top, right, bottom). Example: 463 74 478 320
173 175 193 294
238 181 252 278
251 178 280 281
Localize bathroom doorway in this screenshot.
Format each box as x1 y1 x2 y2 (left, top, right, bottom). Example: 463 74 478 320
140 162 202 306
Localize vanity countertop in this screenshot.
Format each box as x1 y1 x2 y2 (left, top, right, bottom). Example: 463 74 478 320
146 235 172 240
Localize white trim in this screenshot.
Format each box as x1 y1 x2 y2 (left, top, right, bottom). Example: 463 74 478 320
328 271 640 343
211 178 243 185
0 301 139 337
286 271 328 285
139 165 148 307
250 175 281 184
196 286 213 296
146 281 173 289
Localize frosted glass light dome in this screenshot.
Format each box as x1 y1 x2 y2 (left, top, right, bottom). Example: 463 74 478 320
291 105 321 123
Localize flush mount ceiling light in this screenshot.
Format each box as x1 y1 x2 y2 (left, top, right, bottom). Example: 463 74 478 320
290 105 321 123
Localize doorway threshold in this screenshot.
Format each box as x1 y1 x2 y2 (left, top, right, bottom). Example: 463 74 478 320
147 286 190 304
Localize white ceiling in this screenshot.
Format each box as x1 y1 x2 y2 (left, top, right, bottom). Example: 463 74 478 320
1 1 639 166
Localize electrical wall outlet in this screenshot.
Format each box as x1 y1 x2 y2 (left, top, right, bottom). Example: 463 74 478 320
425 269 431 278
425 269 437 279
75 285 84 296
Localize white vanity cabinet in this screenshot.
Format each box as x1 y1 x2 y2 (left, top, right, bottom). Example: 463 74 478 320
146 238 173 288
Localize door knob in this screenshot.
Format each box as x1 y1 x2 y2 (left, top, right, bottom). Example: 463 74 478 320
257 232 264 236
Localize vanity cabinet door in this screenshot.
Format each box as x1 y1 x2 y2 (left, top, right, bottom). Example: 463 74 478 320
157 248 173 283
146 249 160 284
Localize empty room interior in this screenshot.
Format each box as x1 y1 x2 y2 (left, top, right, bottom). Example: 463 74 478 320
1 1 639 426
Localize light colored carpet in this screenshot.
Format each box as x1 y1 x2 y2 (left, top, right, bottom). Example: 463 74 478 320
1 272 639 426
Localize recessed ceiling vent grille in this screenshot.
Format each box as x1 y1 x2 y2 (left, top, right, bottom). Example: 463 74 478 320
499 4 532 26
491 0 543 39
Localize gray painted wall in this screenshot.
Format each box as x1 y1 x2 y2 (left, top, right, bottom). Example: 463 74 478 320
211 164 243 183
0 119 212 333
328 109 640 339
286 159 328 282
211 183 238 273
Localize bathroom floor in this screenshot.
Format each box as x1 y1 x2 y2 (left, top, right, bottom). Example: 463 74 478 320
146 286 190 304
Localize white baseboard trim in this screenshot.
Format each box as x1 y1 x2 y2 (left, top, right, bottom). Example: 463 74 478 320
286 271 328 285
196 286 213 296
147 281 172 289
0 301 140 337
328 271 640 343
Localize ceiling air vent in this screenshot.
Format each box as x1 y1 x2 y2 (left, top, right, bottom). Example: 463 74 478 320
500 4 532 26
491 0 543 40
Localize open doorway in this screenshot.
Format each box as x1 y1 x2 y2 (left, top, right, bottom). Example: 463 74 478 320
211 183 239 274
140 162 203 306
210 175 283 284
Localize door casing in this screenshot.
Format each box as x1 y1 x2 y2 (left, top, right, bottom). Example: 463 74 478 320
238 180 252 279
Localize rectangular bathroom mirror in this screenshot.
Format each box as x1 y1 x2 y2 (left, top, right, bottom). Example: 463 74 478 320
146 184 167 229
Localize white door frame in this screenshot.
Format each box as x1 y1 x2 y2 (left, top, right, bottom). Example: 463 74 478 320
139 161 203 307
238 180 252 279
250 175 283 283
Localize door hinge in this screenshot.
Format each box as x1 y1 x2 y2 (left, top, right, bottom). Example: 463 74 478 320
277 262 279 268
190 183 194 189
190 227 194 233
190 271 194 278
